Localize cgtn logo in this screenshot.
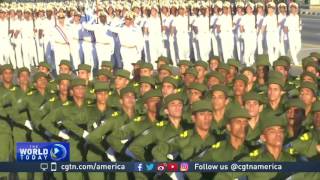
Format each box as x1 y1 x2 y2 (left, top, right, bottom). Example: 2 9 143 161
16 142 69 162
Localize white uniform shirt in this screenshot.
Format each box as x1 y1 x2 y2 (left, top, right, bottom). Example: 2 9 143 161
284 14 300 32
0 19 9 38
217 14 233 32
145 16 162 36
172 15 189 34
240 14 256 32
210 14 220 34
20 20 35 38
262 14 278 32
194 15 210 33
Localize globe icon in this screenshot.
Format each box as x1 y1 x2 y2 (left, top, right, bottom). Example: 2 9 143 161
50 144 67 161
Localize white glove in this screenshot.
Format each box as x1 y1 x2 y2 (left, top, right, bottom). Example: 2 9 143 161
106 148 117 162
93 122 98 129
24 120 33 130
82 130 89 138
120 139 129 144
58 131 70 140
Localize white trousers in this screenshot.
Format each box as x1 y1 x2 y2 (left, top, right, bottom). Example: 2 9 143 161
257 31 264 55
95 43 113 65
220 32 234 63
22 37 37 69
148 35 163 67
288 31 301 65
121 47 140 74
197 32 211 61
211 32 220 56
176 32 190 60
243 32 257 66
70 40 81 69
0 38 15 66
53 43 70 72
82 41 94 68
235 32 244 63
266 31 279 64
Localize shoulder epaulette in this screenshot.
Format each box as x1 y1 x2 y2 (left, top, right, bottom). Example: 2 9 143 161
62 101 70 106
180 130 188 138
49 97 55 102
133 83 139 87
288 147 297 155
299 132 312 141
10 86 16 92
134 116 142 122
211 141 221 149
156 121 166 127
90 89 95 94
108 91 113 95
112 111 120 117
27 91 33 96
173 75 179 80
249 149 260 157
50 90 56 94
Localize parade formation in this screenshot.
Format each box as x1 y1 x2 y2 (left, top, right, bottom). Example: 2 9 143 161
0 0 319 180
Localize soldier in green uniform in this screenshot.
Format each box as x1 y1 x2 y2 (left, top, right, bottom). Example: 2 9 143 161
241 67 258 93
152 100 216 179
208 56 220 72
135 76 156 115
231 74 248 106
194 104 251 179
58 60 74 75
108 69 131 110
76 64 95 105
303 60 318 76
100 61 114 72
210 84 230 140
255 54 270 95
216 63 230 84
226 58 241 87
161 76 178 98
182 68 198 88
157 64 173 85
237 113 295 180
42 78 90 180
155 56 170 70
139 62 154 78
273 57 297 92
177 60 193 76
193 60 208 84
299 82 318 130
205 71 225 90
95 69 113 83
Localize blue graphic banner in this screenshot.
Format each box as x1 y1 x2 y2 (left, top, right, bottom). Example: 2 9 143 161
16 142 70 162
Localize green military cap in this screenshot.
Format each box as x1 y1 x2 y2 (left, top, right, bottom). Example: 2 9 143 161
273 58 290 69
164 93 183 108
217 63 230 71
97 69 113 78
38 61 51 70
191 100 212 113
243 92 263 104
208 56 220 63
310 52 320 60
227 104 250 121
71 78 86 87
141 89 162 103
312 101 320 113
184 68 198 77
94 81 110 92
59 60 72 68
78 64 91 72
285 98 305 110
33 72 49 82
256 54 270 67
155 56 170 64
299 81 318 95
300 71 317 82
101 61 113 68
277 56 291 66
304 61 318 71
139 62 153 70
187 82 208 93
120 86 136 97
178 60 193 67
17 67 30 76
131 60 143 66
206 71 225 83
241 66 256 74
115 69 130 79
211 84 229 96
57 73 71 83
260 113 287 131
162 76 178 87
268 71 285 88
194 60 209 69
159 64 173 74
139 76 156 86
301 56 314 68
234 74 248 85
227 58 241 69
1 64 14 72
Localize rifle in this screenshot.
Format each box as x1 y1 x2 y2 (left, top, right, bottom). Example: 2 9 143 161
32 2 40 65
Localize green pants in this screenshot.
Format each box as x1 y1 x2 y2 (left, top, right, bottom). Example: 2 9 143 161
0 133 12 179
13 127 29 180
86 148 105 180
66 139 84 180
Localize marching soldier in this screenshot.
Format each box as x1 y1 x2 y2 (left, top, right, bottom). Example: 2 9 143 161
278 2 288 56
233 1 245 63
256 1 265 55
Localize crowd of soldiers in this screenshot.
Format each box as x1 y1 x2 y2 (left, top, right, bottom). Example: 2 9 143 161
0 0 302 74
0 0 319 180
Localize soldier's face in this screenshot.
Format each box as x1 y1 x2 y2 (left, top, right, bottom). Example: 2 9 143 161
39 66 49 74
121 92 136 109
78 70 90 80
313 112 320 130
245 100 261 118
158 70 171 82
59 80 70 95
18 71 30 85
233 80 246 96
115 76 129 90
246 6 253 14
96 91 109 104
306 66 317 75
268 84 283 102
243 70 256 84
166 100 183 119
139 68 152 77
72 85 86 99
179 65 188 75
187 89 202 104
275 66 288 78
267 7 274 14
145 97 161 113
286 107 305 127
139 83 152 96
193 111 213 131
2 69 13 83
211 91 228 110
195 66 207 79
209 60 219 71
36 77 48 89
162 83 175 97
207 77 220 89
302 75 315 83
228 118 248 139
183 74 196 87
290 7 298 14
299 88 316 106
59 65 71 74
97 75 109 82
261 126 284 148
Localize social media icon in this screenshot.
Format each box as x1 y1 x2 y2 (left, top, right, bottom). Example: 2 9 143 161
50 162 57 172
180 162 189 172
146 163 155 171
40 163 48 171
156 163 167 171
134 163 144 172
167 163 178 171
